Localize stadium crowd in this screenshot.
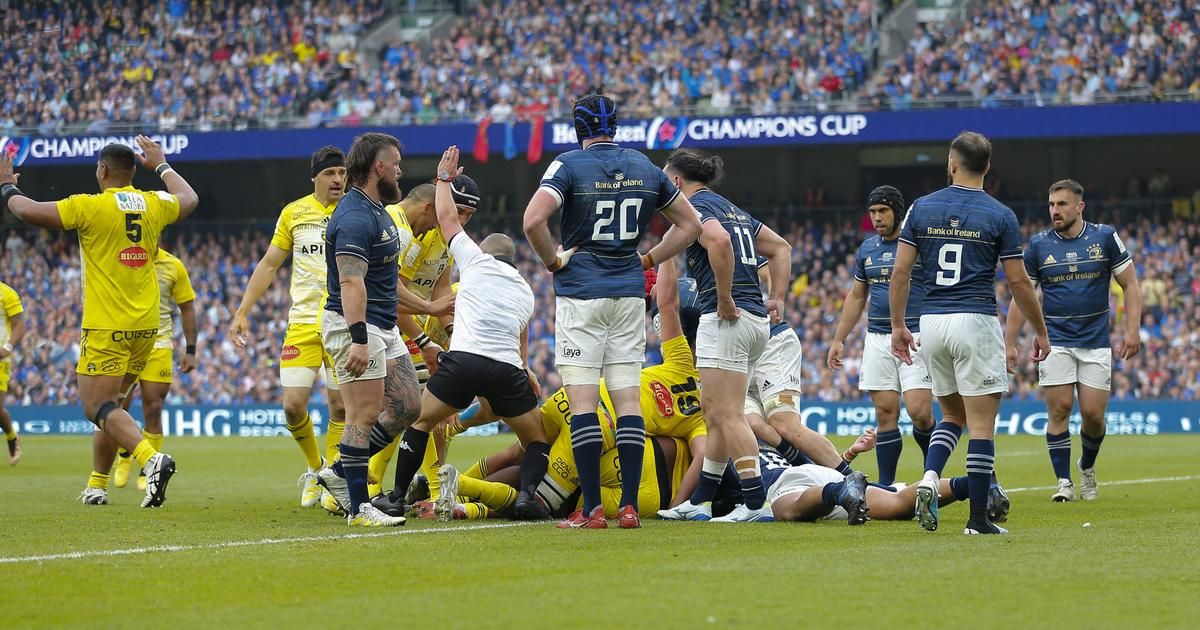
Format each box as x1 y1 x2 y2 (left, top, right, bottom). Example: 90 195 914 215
3 207 1196 408
869 0 1200 108
4 0 1195 135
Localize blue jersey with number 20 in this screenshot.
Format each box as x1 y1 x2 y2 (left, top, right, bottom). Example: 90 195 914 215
538 142 680 300
898 185 1022 317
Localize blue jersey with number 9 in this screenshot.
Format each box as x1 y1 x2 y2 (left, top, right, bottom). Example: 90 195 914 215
898 185 1022 317
538 142 680 299
685 189 767 317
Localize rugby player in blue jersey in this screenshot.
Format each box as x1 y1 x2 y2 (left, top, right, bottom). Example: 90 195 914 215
523 94 702 529
658 149 792 523
828 185 935 486
1004 179 1141 502
310 133 428 527
890 131 1050 535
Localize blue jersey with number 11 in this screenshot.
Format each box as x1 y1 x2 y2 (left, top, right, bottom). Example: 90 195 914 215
685 189 767 317
539 142 680 300
898 185 1022 316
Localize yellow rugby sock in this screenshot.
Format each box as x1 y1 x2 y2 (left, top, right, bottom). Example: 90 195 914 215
131 439 157 468
324 420 344 464
4 427 17 440
461 502 490 520
422 439 441 500
88 471 110 490
144 431 163 453
464 458 489 480
368 437 399 489
458 476 517 511
286 413 323 471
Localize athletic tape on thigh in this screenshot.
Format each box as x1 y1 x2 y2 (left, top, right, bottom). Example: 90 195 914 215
558 364 602 386
602 362 641 390
763 392 800 418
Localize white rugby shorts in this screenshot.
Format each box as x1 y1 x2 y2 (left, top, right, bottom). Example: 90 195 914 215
919 313 1008 397
859 332 932 393
767 464 848 521
322 311 405 383
695 312 769 374
554 296 646 369
753 327 804 398
1038 346 1112 391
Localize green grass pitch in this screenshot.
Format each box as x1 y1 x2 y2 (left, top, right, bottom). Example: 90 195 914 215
1 434 1197 628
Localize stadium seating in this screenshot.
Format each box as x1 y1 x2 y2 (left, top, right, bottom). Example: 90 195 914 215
4 206 1196 407
4 0 1193 134
868 0 1200 109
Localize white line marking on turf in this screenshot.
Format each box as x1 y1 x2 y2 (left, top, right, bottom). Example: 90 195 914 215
1005 474 1200 494
0 521 538 565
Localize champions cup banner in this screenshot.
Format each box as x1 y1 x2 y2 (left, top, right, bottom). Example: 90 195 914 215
9 401 1197 436
3 102 1199 166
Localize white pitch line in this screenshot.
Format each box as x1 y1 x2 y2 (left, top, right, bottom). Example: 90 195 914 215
0 521 538 565
1005 474 1200 494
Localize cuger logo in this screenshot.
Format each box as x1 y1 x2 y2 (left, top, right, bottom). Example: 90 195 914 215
119 246 149 268
281 345 301 360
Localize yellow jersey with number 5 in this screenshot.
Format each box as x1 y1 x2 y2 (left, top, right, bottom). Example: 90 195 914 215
57 186 181 330
600 335 706 442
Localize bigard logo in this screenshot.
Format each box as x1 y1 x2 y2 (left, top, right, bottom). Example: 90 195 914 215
118 246 149 268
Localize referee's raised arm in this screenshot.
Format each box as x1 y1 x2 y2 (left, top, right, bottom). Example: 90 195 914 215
433 146 466 243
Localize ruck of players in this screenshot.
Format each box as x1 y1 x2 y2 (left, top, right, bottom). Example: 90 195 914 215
0 92 1145 536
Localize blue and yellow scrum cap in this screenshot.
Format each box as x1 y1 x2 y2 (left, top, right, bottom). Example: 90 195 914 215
573 94 618 143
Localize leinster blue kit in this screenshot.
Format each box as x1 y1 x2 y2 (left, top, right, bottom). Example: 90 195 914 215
685 189 767 317
854 235 925 334
538 142 679 300
325 186 403 329
898 185 1022 316
1024 222 1131 349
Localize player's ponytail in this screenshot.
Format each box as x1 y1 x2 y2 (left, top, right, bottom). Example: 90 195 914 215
665 149 725 186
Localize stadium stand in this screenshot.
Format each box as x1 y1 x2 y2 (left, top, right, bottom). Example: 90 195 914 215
4 203 1197 407
3 0 1194 134
867 0 1200 108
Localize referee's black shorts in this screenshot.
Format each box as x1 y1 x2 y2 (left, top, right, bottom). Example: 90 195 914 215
425 351 538 418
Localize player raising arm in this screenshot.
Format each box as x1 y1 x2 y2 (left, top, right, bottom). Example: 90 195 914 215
1004 179 1141 502
2 137 198 508
889 131 1048 535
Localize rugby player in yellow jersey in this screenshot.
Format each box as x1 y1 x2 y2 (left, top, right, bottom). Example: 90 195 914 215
1 136 199 507
231 146 350 507
112 246 198 490
0 281 26 465
367 176 479 505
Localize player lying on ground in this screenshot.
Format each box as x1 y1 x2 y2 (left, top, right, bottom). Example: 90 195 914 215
756 442 974 524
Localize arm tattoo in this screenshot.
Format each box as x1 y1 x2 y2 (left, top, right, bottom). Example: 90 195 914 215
336 254 368 279
379 355 422 434
343 422 370 449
